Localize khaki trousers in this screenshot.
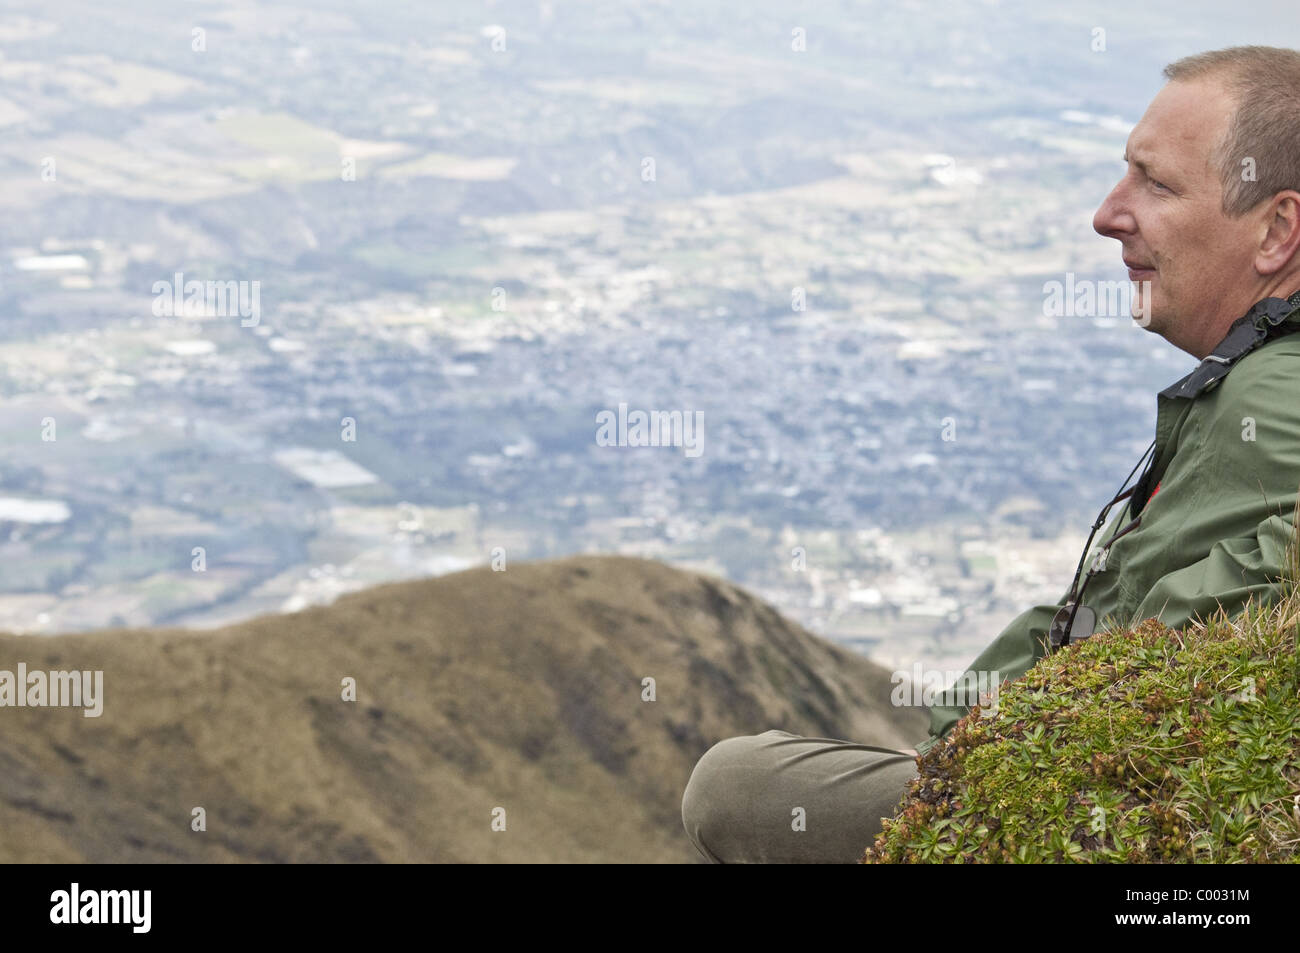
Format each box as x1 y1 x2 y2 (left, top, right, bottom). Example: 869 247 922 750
680 728 919 863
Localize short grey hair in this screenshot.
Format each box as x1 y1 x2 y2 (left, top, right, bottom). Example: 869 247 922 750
1163 46 1300 216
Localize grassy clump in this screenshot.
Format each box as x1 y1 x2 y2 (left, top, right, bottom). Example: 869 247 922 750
864 591 1300 863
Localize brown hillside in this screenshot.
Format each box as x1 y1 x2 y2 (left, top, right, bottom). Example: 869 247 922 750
0 555 924 862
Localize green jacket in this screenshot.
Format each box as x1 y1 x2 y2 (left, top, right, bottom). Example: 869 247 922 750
918 291 1300 756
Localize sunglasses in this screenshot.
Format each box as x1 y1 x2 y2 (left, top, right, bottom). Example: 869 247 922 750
1047 437 1156 653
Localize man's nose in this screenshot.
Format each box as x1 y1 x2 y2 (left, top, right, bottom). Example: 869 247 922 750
1093 179 1135 239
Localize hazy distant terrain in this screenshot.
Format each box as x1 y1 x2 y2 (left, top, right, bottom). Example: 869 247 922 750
2 1 1297 671
0 555 925 862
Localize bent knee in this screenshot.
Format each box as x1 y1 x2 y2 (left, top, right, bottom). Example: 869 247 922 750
681 733 776 861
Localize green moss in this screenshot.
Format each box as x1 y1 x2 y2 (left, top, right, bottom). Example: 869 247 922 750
865 583 1300 864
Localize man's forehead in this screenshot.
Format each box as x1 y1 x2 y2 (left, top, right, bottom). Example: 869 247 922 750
1127 79 1234 173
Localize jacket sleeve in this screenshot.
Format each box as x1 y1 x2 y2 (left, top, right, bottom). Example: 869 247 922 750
1129 511 1298 628
915 509 1296 755
916 599 1064 755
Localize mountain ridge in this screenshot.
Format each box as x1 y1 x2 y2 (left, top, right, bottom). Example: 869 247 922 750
0 554 924 862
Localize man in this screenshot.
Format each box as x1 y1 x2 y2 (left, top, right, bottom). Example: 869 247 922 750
681 45 1300 863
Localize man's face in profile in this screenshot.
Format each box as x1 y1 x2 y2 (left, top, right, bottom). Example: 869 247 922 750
1092 78 1261 358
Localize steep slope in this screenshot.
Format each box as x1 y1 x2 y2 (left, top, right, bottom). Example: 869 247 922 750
0 555 924 863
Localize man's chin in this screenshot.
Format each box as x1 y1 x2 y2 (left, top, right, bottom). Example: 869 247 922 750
1132 309 1161 331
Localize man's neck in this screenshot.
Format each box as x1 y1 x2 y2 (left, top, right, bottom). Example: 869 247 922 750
1187 281 1300 359
1260 274 1300 308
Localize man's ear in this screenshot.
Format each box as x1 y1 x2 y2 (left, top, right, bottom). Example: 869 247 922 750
1256 191 1300 277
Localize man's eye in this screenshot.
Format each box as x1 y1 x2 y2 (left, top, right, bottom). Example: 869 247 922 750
1150 178 1170 192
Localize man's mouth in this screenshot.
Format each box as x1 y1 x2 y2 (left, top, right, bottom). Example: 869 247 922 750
1124 258 1156 280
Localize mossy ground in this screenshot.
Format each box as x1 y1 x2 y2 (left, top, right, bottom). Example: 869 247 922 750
865 584 1300 864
